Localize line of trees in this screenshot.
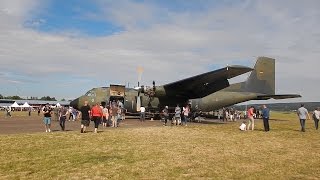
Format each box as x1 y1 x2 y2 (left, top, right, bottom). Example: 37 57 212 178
0 94 66 101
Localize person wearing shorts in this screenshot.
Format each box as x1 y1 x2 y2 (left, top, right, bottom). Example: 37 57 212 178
80 101 91 133
42 103 52 132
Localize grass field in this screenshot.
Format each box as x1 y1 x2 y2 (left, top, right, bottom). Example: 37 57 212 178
0 111 319 179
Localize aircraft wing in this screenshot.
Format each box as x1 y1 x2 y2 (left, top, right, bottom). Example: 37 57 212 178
163 65 253 99
254 94 302 100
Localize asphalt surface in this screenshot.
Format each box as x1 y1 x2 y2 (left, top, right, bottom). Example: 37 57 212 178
0 115 160 134
0 112 231 134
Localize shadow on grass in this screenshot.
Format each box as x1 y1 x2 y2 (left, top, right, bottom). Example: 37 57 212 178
52 130 74 132
193 120 227 125
269 119 290 121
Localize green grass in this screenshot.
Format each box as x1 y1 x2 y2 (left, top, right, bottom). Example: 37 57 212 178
0 112 320 179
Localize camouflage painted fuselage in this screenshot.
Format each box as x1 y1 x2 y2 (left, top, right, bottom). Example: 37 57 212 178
70 57 300 112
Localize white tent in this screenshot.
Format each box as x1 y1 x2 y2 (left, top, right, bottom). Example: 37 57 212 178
21 102 31 108
56 103 61 107
10 102 20 108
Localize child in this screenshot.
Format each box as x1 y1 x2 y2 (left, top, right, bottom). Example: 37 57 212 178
239 121 247 131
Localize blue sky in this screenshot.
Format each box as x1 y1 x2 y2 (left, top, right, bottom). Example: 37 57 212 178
25 0 123 36
0 0 320 102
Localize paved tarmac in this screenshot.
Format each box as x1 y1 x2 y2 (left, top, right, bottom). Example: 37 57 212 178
0 115 160 134
0 112 231 134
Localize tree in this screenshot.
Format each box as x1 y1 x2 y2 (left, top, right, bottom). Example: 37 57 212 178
61 98 66 101
0 94 3 99
40 96 57 101
10 95 23 100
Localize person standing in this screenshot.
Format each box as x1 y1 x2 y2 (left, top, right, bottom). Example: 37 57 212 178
162 106 169 126
6 106 12 118
229 108 235 121
42 103 52 132
111 104 119 128
174 104 181 125
217 109 222 120
91 103 103 133
312 107 320 130
102 105 109 127
182 104 190 126
222 107 226 122
140 106 146 122
28 107 32 116
37 107 41 116
247 106 255 130
59 106 68 131
261 105 270 132
80 101 91 133
117 100 124 122
68 107 73 121
297 104 310 132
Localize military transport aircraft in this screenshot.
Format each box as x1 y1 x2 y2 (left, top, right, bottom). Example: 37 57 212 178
70 57 301 114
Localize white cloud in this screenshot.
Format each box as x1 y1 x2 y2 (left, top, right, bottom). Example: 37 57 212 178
0 0 319 101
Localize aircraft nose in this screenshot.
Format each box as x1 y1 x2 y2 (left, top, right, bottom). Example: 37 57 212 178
70 98 79 109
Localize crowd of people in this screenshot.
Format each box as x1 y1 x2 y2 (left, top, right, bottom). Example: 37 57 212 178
16 102 319 133
239 104 320 132
4 106 33 117
155 103 191 126
39 100 125 133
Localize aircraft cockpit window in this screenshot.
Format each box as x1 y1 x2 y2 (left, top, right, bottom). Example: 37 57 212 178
85 90 96 97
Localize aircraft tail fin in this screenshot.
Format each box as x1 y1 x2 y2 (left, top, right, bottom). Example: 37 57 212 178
243 57 275 95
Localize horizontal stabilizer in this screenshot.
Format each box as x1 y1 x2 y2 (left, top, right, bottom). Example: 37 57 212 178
255 94 302 100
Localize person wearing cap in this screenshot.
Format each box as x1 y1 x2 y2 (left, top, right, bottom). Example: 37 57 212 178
162 106 169 126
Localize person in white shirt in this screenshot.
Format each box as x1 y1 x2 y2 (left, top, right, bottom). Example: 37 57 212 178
239 121 247 131
182 104 190 126
140 106 146 122
312 107 320 130
6 106 12 117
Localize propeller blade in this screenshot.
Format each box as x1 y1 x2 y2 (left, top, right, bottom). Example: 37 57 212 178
136 96 141 111
137 66 143 87
136 66 144 111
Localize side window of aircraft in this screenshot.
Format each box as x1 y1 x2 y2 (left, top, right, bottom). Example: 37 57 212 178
85 90 96 97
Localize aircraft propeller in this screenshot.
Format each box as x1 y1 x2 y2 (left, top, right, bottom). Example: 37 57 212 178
134 67 158 111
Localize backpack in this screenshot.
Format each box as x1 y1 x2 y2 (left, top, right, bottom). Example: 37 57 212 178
313 113 318 120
